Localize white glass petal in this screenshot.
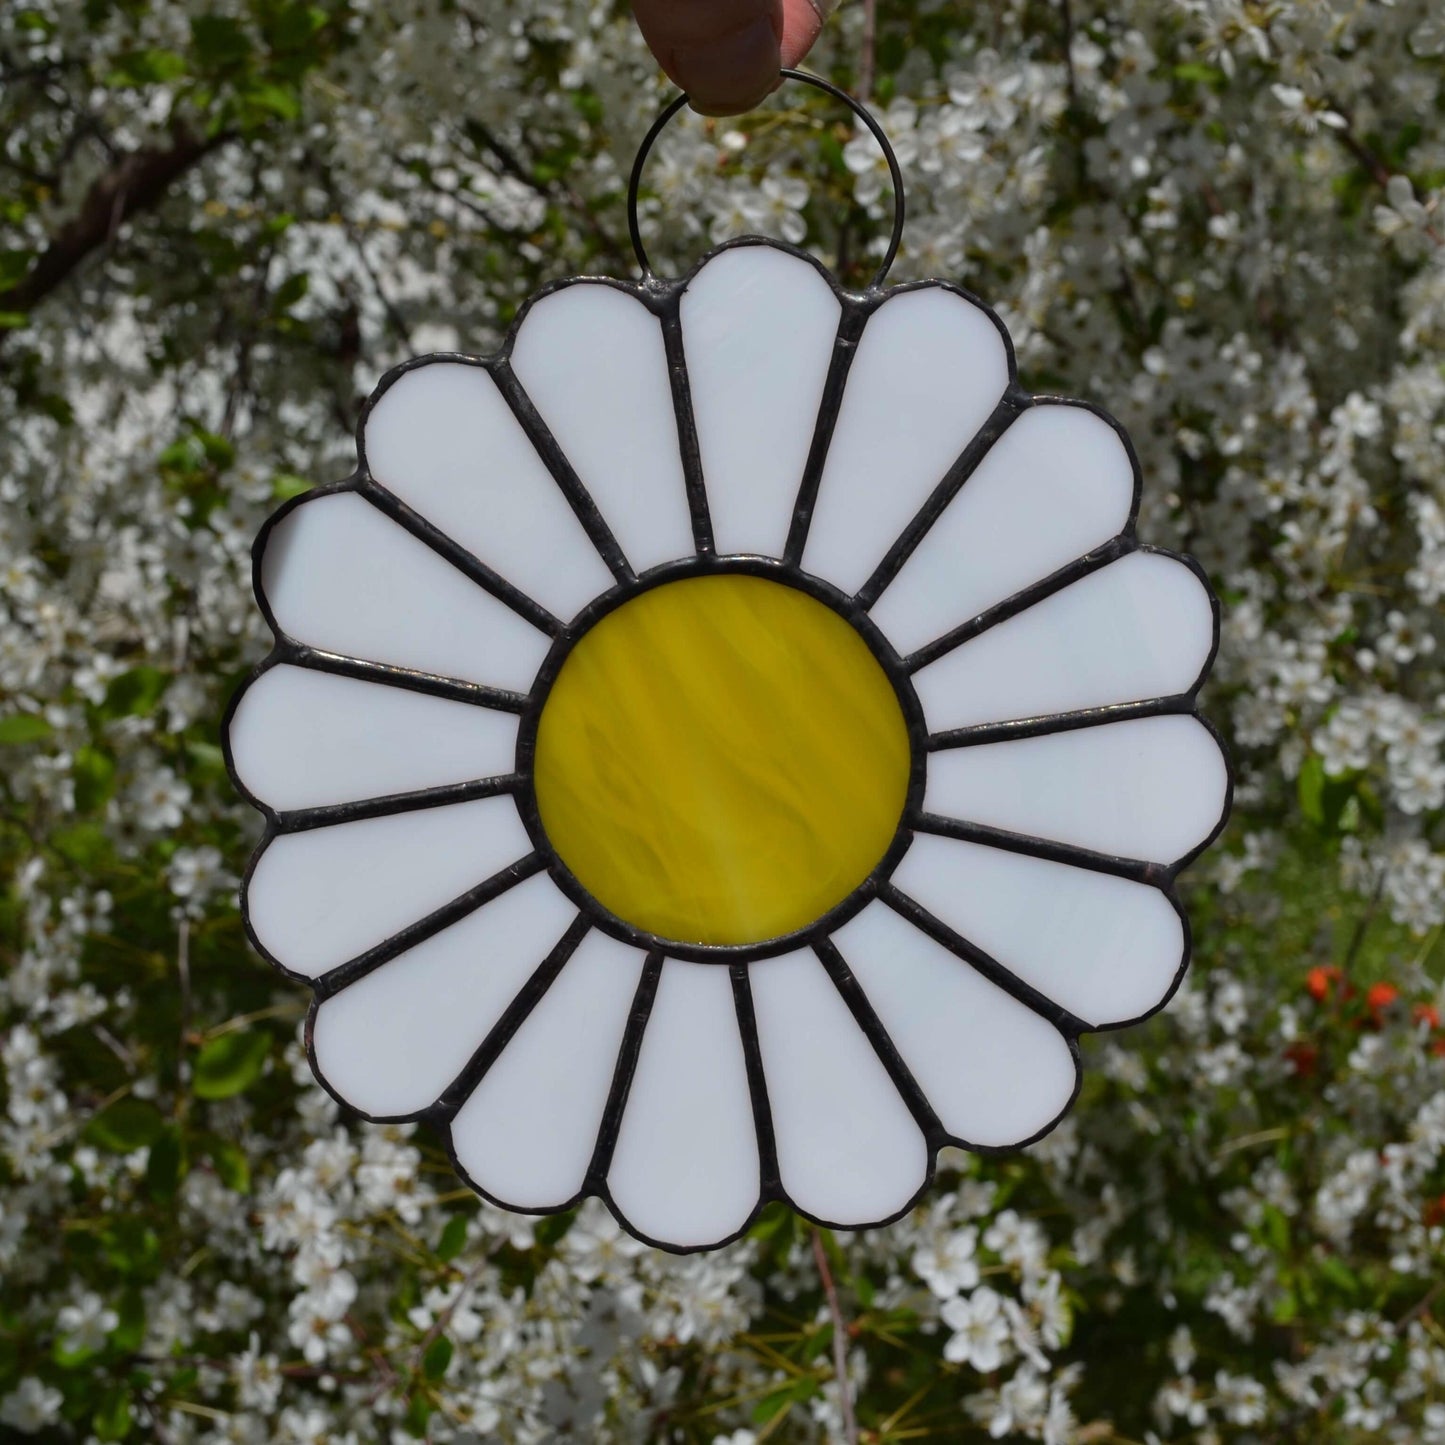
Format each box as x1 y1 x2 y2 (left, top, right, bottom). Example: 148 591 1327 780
247 795 533 979
892 832 1184 1026
510 284 695 573
680 246 842 557
310 873 576 1119
750 950 928 1224
801 287 1010 595
607 961 758 1248
261 492 550 692
925 715 1229 866
228 665 517 812
363 361 614 621
831 902 1077 1148
915 552 1215 731
450 929 646 1207
870 404 1136 657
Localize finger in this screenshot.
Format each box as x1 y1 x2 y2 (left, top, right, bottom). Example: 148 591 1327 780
632 0 782 116
779 0 832 68
633 0 834 117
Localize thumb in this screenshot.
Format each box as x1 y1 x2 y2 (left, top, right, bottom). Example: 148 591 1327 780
632 0 834 118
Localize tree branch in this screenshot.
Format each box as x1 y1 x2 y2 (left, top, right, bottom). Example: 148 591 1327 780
0 125 229 315
858 0 877 102
812 1228 859 1445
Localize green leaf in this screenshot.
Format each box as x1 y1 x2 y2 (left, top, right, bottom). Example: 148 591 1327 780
1173 62 1226 86
422 1335 453 1380
73 745 117 811
51 822 111 867
183 741 228 788
1260 1203 1290 1255
103 667 169 719
751 1388 795 1427
273 272 309 309
803 1321 834 1360
193 1030 270 1100
204 1136 252 1193
1318 1255 1359 1296
84 1099 165 1153
0 311 29 329
108 48 187 85
569 88 603 126
243 81 301 122
751 1377 818 1425
1297 755 1325 826
159 436 202 471
112 1289 147 1354
1298 755 1359 834
198 430 236 468
54 1338 97 1369
145 1126 184 1200
93 1383 133 1439
404 1392 433 1436
437 1214 469 1262
747 1200 795 1246
271 472 313 500
271 2 329 49
0 249 34 289
101 1217 160 1275
191 14 252 68
0 713 53 744
533 1207 577 1248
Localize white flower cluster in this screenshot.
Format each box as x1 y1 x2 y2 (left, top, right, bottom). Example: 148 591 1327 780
2 0 1445 1439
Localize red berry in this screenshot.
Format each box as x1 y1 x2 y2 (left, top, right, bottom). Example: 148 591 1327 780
1367 982 1399 1014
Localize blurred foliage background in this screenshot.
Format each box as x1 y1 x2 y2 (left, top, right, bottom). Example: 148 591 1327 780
2 0 1445 1440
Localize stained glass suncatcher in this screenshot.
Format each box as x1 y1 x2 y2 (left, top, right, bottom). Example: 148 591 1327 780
223 81 1230 1254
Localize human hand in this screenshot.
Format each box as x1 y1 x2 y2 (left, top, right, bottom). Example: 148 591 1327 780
631 0 835 117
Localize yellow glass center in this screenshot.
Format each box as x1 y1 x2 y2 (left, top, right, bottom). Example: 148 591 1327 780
533 573 912 947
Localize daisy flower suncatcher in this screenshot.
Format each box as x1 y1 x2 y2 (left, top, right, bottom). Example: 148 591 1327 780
223 88 1230 1253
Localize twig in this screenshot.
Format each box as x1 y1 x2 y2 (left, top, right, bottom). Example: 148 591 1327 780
90 1021 136 1070
1330 107 1443 246
176 918 192 1093
1398 1279 1444 1327
458 115 622 262
811 1229 859 1445
411 1251 494 1375
218 160 277 440
0 126 229 316
0 57 86 84
201 1002 304 1040
39 1079 133 1149
1215 1125 1289 1160
139 1394 179 1445
1340 874 1386 978
347 223 411 347
857 0 878 103
1059 0 1079 109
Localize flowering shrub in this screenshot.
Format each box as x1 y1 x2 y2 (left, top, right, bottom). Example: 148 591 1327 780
2 0 1444 1440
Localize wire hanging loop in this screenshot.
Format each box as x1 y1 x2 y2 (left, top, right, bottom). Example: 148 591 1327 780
626 68 907 292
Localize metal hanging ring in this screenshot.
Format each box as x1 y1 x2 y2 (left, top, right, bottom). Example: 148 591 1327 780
626 68 907 291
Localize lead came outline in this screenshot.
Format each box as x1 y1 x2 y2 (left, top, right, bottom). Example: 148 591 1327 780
223 226 1231 1253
